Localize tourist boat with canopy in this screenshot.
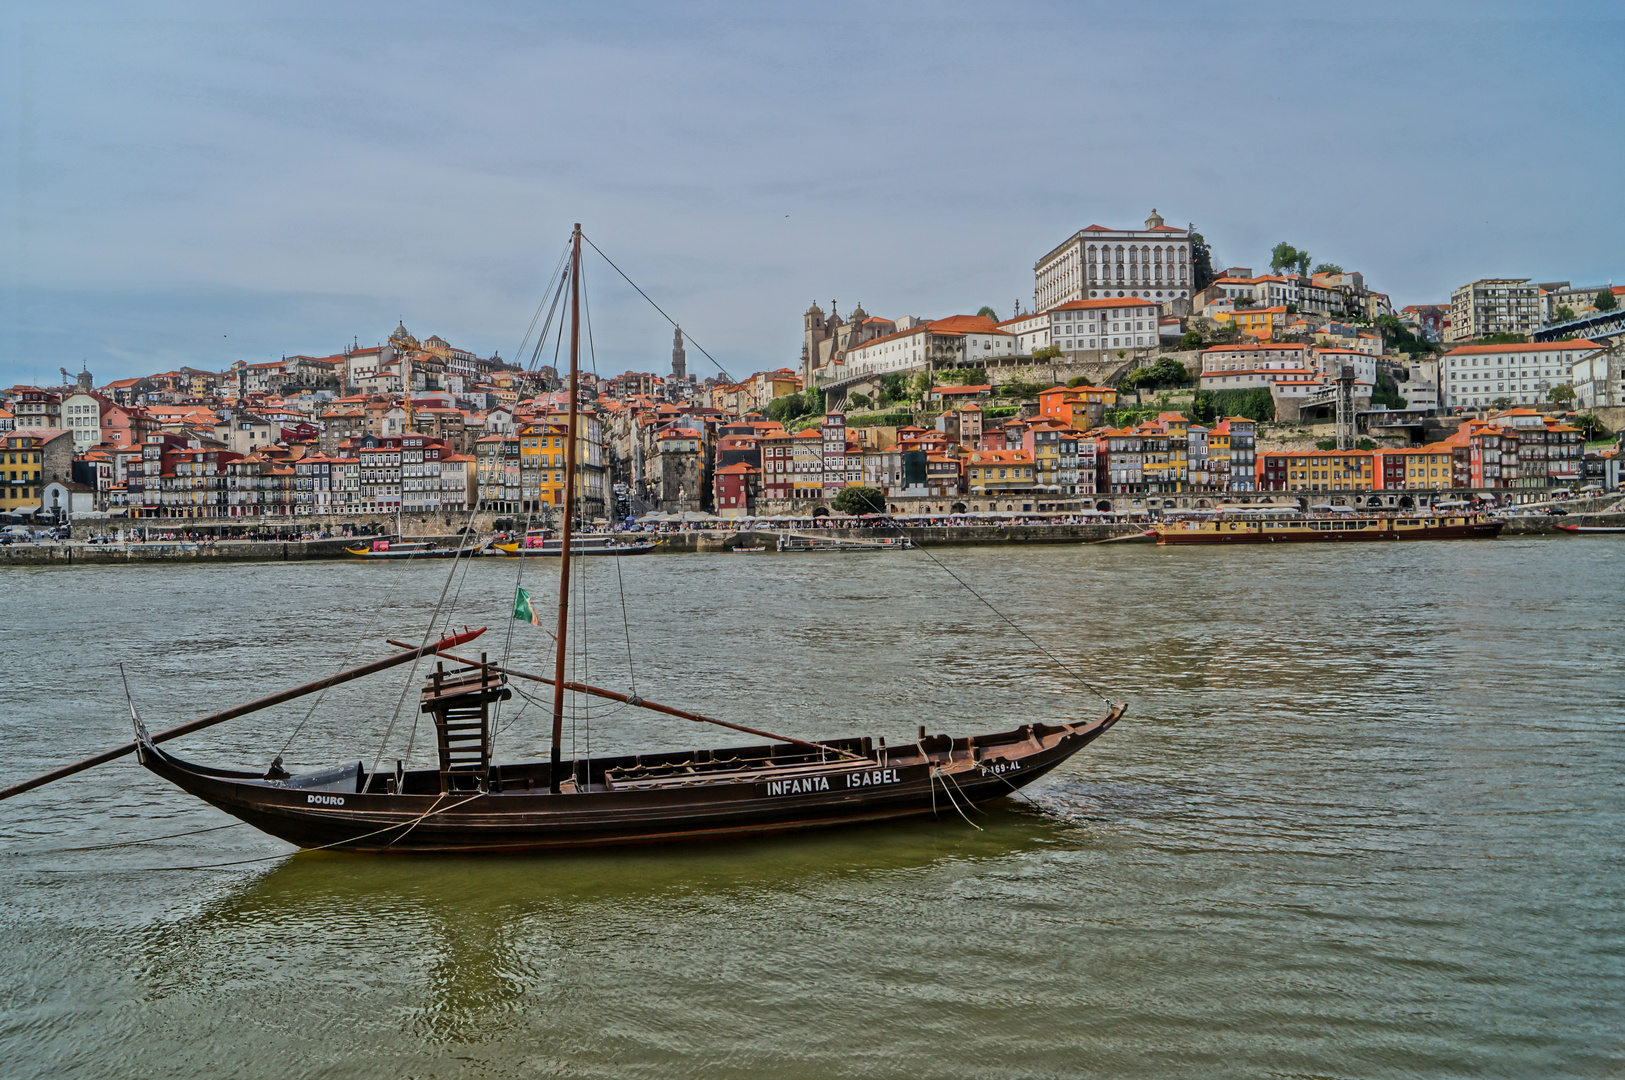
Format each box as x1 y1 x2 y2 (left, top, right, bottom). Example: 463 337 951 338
344 538 486 559
0 226 1123 854
1150 509 1502 544
493 530 660 556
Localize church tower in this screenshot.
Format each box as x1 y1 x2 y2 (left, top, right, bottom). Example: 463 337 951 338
672 326 687 380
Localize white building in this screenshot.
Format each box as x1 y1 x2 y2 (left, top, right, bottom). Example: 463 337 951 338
1439 340 1601 408
830 315 1017 387
61 392 113 451
1034 209 1193 313
1199 343 1333 394
1447 279 1543 342
1311 348 1378 386
1001 297 1162 357
1394 356 1440 411
1570 345 1625 409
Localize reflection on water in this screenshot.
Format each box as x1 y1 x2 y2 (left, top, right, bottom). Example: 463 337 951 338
2 542 1624 1078
139 809 1070 1048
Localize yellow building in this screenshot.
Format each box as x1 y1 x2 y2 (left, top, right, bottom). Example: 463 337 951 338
2 430 73 513
1376 446 1454 490
1139 414 1189 493
518 422 568 508
966 449 1034 495
1259 450 1375 492
1213 305 1289 340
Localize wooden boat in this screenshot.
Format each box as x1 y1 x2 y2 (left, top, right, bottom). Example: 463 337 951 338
130 696 1123 853
1151 512 1502 545
344 539 479 559
494 531 660 556
0 224 1124 854
1554 522 1625 534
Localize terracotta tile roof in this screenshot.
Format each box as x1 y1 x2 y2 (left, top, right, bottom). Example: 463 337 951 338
1443 340 1600 355
1045 297 1160 313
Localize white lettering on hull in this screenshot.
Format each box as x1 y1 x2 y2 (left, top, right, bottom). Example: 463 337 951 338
765 776 831 796
844 768 901 789
306 794 346 806
763 769 905 797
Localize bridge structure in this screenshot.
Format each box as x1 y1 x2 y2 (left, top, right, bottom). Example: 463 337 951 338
1532 308 1625 344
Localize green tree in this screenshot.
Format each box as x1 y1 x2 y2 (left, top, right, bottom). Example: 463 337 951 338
1205 387 1275 422
832 485 885 515
1491 396 1513 410
1372 374 1406 409
912 371 931 394
1312 262 1343 275
1356 437 1376 451
1189 389 1217 425
1574 413 1609 441
766 392 809 424
1180 329 1204 350
1553 304 1577 322
1138 356 1192 390
1032 345 1063 362
1596 289 1618 312
976 306 999 320
1548 383 1575 405
1189 229 1216 291
1235 295 1256 308
849 392 874 411
1270 243 1311 276
1285 302 1298 314
998 379 1046 399
876 372 907 407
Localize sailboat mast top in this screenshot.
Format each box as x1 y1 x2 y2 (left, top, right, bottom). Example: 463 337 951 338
550 225 583 794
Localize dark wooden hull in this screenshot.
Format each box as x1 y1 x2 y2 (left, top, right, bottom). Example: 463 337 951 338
134 707 1123 854
1154 519 1503 544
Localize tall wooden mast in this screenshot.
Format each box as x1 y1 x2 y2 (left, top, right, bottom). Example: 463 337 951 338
549 224 583 793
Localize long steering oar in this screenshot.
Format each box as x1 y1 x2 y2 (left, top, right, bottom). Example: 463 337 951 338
0 627 488 803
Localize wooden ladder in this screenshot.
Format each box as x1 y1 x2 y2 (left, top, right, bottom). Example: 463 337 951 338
420 657 511 793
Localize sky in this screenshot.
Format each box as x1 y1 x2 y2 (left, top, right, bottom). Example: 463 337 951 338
3 0 1622 385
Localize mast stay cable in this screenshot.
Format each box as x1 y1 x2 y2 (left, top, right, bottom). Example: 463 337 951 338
579 232 734 383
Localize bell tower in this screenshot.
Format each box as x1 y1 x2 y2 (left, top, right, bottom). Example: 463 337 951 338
672 326 687 380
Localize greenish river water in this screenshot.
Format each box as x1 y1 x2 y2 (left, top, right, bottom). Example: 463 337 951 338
1 540 1621 1078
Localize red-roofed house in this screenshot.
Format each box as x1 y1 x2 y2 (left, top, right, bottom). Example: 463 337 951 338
714 461 759 517
1439 340 1600 409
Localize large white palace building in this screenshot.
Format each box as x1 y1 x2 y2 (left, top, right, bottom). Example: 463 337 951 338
1034 209 1193 313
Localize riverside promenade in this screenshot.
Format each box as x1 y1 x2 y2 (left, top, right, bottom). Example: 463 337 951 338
3 512 1621 565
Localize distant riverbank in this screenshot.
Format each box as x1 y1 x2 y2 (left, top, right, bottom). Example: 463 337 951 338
4 514 1619 565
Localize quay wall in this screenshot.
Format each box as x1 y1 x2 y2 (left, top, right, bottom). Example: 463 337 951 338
7 513 1620 565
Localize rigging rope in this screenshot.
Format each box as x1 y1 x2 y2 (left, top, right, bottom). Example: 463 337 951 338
890 524 1117 708
364 499 484 790
579 231 734 382
15 821 244 856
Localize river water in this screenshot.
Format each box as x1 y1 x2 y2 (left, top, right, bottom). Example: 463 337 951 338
0 540 1621 1079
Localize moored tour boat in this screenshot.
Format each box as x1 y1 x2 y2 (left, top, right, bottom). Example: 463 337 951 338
1151 512 1502 544
345 538 481 559
494 531 660 556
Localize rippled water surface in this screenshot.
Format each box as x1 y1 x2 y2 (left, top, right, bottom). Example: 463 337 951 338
1 540 1621 1078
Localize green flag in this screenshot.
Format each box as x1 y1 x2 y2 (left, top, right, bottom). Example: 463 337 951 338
512 586 543 627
